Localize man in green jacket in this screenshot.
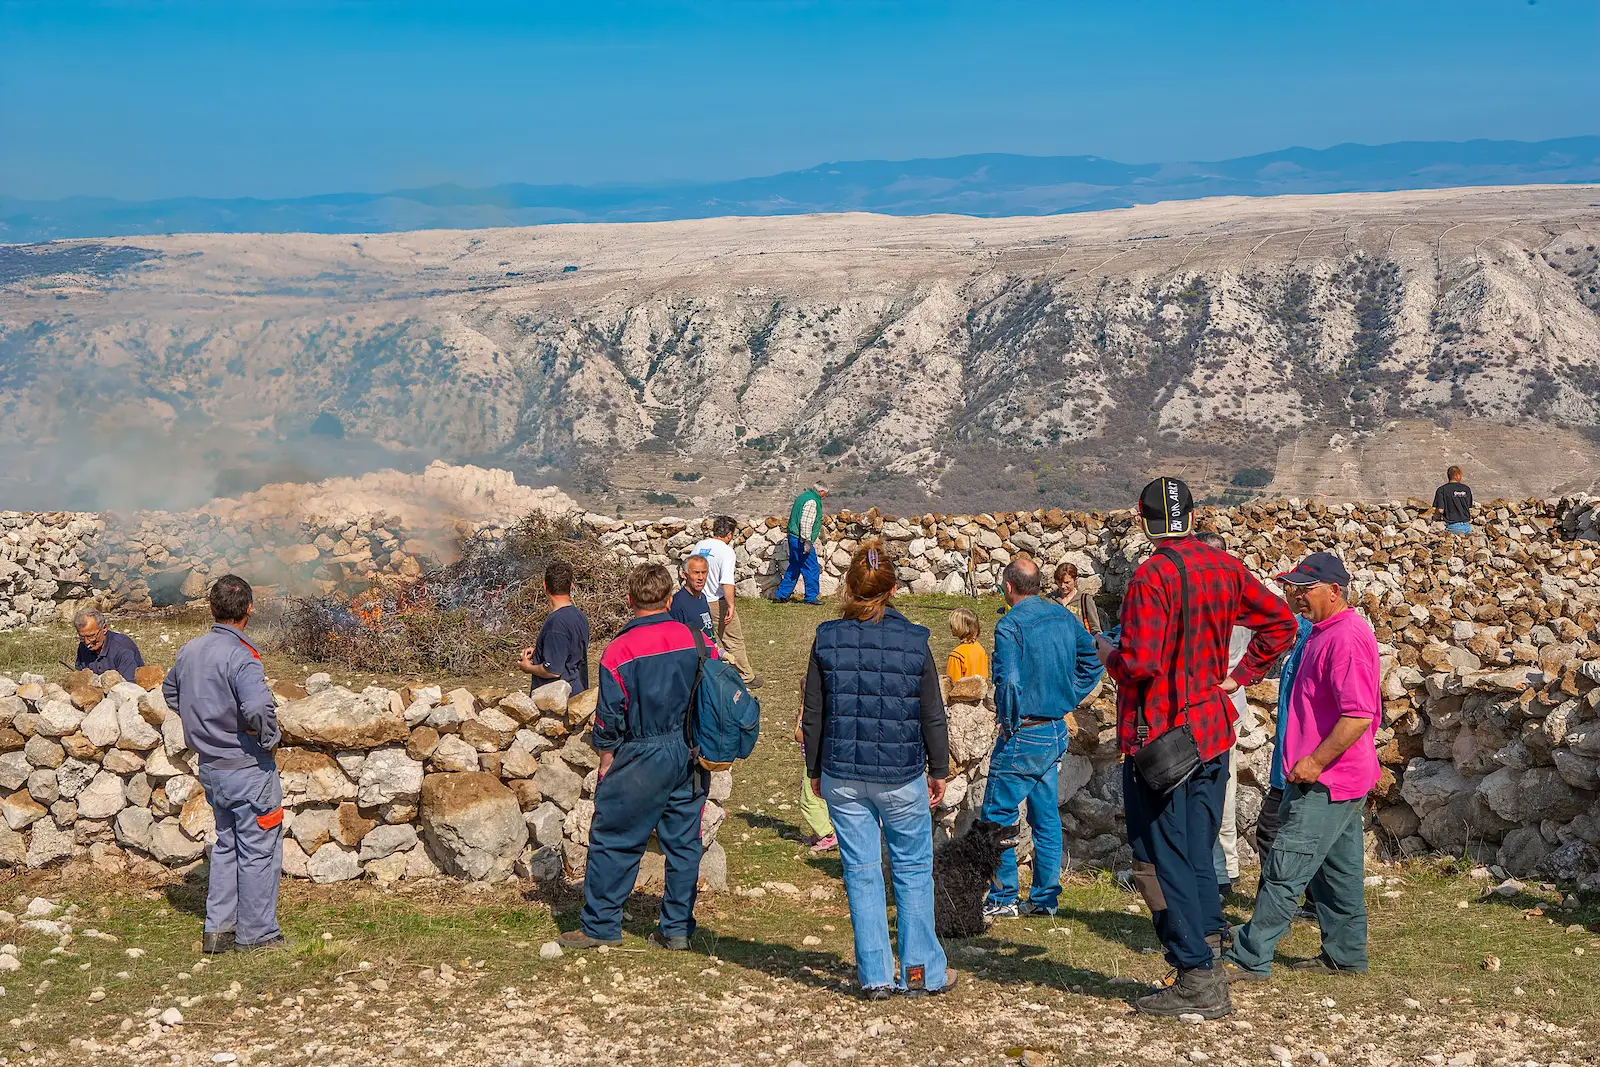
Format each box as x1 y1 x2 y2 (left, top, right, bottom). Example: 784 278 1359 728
774 482 827 604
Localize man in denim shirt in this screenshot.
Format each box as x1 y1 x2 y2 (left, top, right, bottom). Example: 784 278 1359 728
982 557 1104 917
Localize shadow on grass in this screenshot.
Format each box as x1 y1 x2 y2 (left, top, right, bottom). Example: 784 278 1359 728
698 924 1135 1004
162 863 210 920
736 810 810 846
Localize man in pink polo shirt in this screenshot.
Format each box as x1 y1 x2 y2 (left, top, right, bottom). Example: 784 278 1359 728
1223 551 1380 980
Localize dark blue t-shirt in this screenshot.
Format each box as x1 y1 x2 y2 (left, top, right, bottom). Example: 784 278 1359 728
535 604 591 694
669 588 716 645
76 631 145 678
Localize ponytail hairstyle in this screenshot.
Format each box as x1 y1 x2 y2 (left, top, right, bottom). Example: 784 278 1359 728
839 537 897 623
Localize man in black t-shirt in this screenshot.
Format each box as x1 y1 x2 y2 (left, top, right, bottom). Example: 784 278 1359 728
669 554 717 646
519 561 591 693
1433 465 1474 535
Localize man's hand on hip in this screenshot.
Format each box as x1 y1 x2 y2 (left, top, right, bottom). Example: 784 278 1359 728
1287 755 1324 784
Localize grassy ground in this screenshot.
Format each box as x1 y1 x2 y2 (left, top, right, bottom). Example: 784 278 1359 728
2 598 1598 1065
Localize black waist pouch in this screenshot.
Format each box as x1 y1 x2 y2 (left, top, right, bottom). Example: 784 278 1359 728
1132 721 1202 795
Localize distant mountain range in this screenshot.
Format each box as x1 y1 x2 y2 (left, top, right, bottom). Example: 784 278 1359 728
3 136 1599 242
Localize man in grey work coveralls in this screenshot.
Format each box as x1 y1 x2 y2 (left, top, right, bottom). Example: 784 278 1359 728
162 574 285 953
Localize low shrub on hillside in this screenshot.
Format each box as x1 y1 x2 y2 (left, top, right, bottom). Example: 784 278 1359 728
263 513 629 677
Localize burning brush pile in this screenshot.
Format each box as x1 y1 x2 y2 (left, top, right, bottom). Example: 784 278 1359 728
265 514 630 676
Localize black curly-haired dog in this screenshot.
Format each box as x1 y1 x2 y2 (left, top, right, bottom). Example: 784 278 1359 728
932 819 1021 939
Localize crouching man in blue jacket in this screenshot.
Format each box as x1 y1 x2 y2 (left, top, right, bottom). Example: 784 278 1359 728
559 563 719 952
982 557 1105 918
163 574 284 953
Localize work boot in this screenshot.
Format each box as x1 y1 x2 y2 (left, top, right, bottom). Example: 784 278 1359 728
647 931 689 951
201 931 235 955
1289 952 1366 975
233 934 285 953
1134 966 1233 1020
557 929 624 950
1218 959 1271 983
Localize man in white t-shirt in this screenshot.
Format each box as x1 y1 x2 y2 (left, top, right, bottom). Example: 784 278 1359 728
690 515 763 688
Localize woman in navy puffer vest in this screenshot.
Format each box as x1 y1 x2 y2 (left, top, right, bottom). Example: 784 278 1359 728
802 540 953 999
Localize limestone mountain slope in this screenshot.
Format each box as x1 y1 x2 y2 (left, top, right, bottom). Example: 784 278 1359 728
1 185 1598 512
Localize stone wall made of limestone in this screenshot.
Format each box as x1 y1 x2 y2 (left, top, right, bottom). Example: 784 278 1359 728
3 493 1600 886
0 669 731 891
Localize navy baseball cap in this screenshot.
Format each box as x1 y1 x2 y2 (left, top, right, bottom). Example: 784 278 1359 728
1138 476 1193 536
1277 551 1351 586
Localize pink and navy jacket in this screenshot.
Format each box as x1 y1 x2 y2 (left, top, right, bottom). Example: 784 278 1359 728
593 612 719 751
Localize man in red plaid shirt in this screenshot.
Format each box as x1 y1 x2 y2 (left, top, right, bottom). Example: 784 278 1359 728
1096 477 1296 1019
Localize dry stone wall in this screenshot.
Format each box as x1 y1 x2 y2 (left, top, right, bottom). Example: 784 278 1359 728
0 668 731 891
2 492 1599 887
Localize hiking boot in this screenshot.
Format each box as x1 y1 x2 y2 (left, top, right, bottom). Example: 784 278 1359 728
1134 967 1233 1020
860 985 893 1001
233 934 285 953
746 676 765 689
648 931 690 951
1294 903 1319 922
1218 959 1271 983
1289 953 1366 975
802 600 822 606
900 968 960 997
202 931 236 955
557 929 624 951
983 901 1019 919
1020 902 1058 917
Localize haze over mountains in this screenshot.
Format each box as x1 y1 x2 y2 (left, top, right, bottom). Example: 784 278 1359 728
5 137 1600 243
2 183 1599 516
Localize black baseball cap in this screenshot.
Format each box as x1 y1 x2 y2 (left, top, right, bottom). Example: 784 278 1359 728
1138 476 1193 536
1277 551 1351 587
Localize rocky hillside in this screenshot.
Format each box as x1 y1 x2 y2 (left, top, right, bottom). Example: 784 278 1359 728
2 186 1598 513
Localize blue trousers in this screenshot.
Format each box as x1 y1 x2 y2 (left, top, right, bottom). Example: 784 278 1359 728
774 535 821 603
580 737 708 941
197 758 284 946
980 719 1068 909
822 773 949 992
1446 522 1473 535
1123 752 1228 970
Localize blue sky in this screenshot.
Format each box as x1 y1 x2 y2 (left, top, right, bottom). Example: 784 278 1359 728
2 0 1596 200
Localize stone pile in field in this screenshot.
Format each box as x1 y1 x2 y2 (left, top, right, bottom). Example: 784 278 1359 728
0 513 99 629
0 668 730 889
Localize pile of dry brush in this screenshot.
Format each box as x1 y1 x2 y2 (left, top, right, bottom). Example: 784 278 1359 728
263 514 631 677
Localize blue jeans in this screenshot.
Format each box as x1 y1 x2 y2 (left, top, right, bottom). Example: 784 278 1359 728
980 718 1068 909
774 535 821 603
822 773 949 992
1446 522 1473 535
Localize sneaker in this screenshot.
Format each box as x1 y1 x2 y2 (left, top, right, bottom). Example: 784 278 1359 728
557 929 624 951
1020 902 1058 917
900 968 960 997
860 985 893 1001
746 676 765 689
1288 953 1366 975
809 833 837 854
648 931 690 951
983 902 1019 919
1218 960 1271 983
202 931 236 954
233 934 285 953
1133 967 1233 1020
